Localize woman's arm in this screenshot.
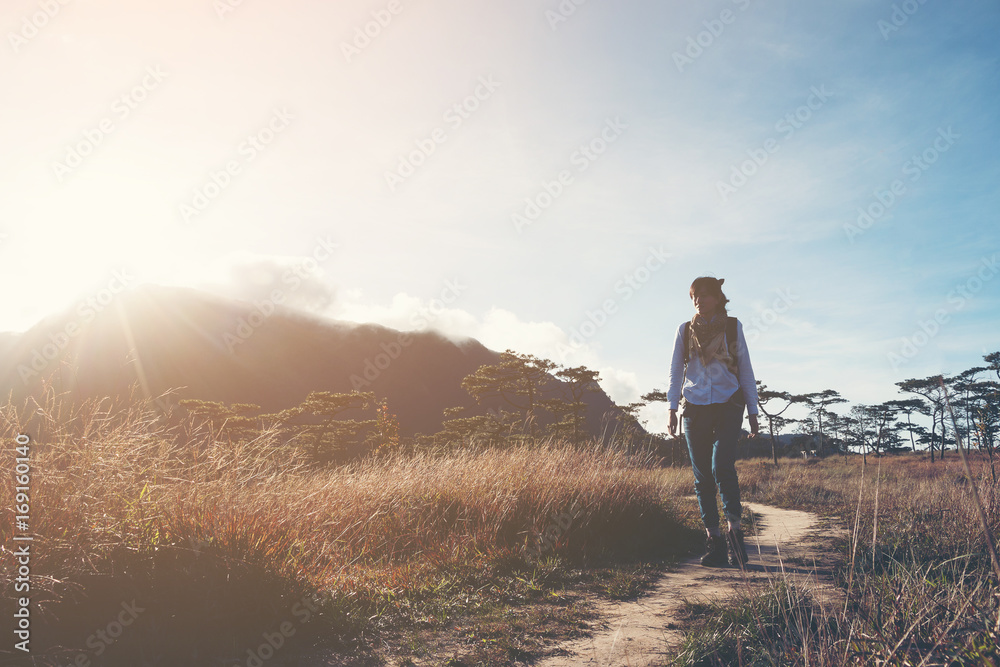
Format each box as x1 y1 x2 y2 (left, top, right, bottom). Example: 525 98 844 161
666 323 685 437
666 322 686 411
735 320 759 415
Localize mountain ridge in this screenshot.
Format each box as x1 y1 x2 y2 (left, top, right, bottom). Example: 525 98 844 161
0 284 628 438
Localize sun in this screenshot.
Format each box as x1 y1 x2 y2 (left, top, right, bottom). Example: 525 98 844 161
0 173 212 333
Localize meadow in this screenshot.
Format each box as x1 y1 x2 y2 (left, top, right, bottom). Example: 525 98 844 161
1 389 998 666
0 390 700 666
673 453 1000 666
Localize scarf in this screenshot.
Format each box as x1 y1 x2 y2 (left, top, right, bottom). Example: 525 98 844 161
689 314 738 375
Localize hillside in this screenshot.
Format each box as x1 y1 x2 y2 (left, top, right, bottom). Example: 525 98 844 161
0 285 624 437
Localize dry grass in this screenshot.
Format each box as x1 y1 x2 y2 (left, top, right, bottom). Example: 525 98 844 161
671 454 1000 666
0 389 697 665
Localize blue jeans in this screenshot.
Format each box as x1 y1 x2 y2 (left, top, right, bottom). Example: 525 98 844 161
683 399 744 529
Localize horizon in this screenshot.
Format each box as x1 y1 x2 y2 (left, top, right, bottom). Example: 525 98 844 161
4 279 994 439
2 0 998 433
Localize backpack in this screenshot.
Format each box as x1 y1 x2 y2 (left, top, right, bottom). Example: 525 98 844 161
682 316 739 366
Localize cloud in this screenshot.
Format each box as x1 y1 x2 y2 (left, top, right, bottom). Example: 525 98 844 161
594 365 643 404
332 292 644 407
332 289 480 336
197 252 337 313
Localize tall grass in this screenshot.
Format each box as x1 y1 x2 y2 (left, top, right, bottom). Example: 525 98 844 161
673 454 1000 666
0 389 694 665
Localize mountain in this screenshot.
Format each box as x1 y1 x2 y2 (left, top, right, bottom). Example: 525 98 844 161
0 285 624 437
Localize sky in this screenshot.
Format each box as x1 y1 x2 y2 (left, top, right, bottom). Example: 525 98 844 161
1 0 998 433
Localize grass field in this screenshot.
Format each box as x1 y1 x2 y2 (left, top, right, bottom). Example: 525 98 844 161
673 454 1000 666
0 391 702 665
1 390 998 666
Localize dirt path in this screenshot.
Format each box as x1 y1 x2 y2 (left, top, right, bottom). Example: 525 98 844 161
535 502 843 667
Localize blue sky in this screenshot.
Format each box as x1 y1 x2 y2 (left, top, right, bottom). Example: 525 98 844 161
1 0 997 432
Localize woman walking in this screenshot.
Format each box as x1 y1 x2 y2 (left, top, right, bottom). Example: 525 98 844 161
666 277 759 568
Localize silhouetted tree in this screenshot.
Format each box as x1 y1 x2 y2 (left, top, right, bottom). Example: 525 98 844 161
367 399 400 456
178 400 270 443
605 400 649 451
800 390 848 455
897 376 950 462
278 390 375 464
756 382 807 464
844 405 876 465
972 352 1000 482
885 398 925 452
461 350 558 440
436 405 514 447
870 402 904 455
541 366 601 444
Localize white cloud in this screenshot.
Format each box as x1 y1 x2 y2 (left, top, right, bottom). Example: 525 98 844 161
197 252 337 313
594 365 643 405
475 308 567 355
321 286 643 408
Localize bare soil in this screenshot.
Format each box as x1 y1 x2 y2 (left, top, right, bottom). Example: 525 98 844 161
301 502 843 666
534 502 844 667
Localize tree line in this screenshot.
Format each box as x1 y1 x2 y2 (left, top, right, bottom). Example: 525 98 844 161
177 350 640 465
707 351 999 481
178 349 1000 480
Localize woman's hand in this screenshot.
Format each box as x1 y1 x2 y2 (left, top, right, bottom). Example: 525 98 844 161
668 409 678 438
748 413 760 438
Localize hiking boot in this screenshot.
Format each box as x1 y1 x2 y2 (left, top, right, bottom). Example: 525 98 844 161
728 527 748 568
700 535 729 567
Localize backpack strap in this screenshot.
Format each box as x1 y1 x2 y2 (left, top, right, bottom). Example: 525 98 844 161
726 316 738 362
682 321 690 365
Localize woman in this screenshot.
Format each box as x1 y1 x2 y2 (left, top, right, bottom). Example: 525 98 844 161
666 277 759 568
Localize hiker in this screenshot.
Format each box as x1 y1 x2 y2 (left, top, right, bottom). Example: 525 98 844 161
666 277 759 568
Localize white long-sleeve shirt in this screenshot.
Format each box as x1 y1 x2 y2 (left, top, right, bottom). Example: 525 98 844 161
666 316 759 415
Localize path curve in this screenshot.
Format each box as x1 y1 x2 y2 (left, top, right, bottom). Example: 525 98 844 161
536 502 841 667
